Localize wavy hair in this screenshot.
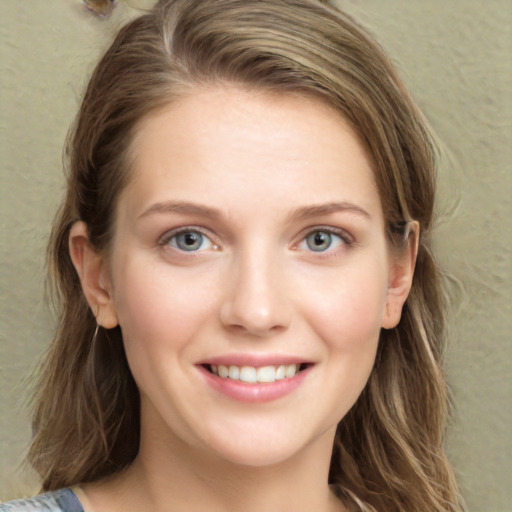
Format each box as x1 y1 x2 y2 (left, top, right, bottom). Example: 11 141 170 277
28 1 462 510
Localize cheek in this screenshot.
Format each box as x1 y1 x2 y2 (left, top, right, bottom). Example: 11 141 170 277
299 265 388 421
298 262 388 352
111 259 220 358
110 262 223 411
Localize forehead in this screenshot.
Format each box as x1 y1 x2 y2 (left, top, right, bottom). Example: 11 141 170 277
122 86 382 221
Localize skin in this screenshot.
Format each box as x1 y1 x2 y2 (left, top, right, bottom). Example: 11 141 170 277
70 86 417 512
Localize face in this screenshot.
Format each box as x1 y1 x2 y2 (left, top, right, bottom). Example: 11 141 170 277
87 87 412 467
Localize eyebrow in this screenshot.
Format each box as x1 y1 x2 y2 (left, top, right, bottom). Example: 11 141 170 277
138 200 371 221
138 201 222 220
289 201 371 222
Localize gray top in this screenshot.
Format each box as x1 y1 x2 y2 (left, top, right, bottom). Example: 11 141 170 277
0 488 84 512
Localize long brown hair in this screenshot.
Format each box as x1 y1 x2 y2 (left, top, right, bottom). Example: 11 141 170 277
29 1 462 510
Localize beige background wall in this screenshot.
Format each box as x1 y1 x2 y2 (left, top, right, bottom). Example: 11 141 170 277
1 1 511 510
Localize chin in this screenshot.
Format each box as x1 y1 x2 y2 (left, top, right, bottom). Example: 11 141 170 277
202 422 334 469
214 443 300 468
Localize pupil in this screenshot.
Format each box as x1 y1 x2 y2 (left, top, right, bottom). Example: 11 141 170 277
307 231 331 251
184 233 197 245
314 233 326 245
177 231 202 251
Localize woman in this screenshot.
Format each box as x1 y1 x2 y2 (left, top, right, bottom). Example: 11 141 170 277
1 0 462 510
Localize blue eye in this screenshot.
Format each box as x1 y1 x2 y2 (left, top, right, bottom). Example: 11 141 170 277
303 230 345 252
167 230 213 252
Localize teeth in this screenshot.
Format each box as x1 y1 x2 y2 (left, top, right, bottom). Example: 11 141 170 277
228 365 240 380
285 363 297 378
240 366 257 383
211 363 300 383
257 366 275 383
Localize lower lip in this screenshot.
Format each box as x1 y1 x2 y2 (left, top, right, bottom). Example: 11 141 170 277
198 365 311 403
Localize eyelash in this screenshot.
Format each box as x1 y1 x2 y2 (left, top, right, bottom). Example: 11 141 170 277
158 225 355 255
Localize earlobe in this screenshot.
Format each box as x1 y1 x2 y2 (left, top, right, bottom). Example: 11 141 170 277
69 221 119 329
381 221 419 329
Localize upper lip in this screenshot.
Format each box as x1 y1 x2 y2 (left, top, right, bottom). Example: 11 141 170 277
197 354 313 367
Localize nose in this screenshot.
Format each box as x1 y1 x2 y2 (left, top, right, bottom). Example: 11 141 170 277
219 250 291 337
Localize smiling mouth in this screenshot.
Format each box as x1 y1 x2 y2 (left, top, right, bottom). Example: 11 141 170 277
203 363 311 383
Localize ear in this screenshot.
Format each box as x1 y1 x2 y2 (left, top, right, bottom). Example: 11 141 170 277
69 221 119 329
381 221 419 329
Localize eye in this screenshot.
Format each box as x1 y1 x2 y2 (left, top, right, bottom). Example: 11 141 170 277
299 229 350 252
165 229 214 252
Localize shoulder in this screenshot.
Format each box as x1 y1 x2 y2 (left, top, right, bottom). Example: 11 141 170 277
0 488 84 512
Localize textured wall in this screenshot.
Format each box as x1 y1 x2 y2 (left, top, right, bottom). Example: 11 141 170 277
1 1 511 510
